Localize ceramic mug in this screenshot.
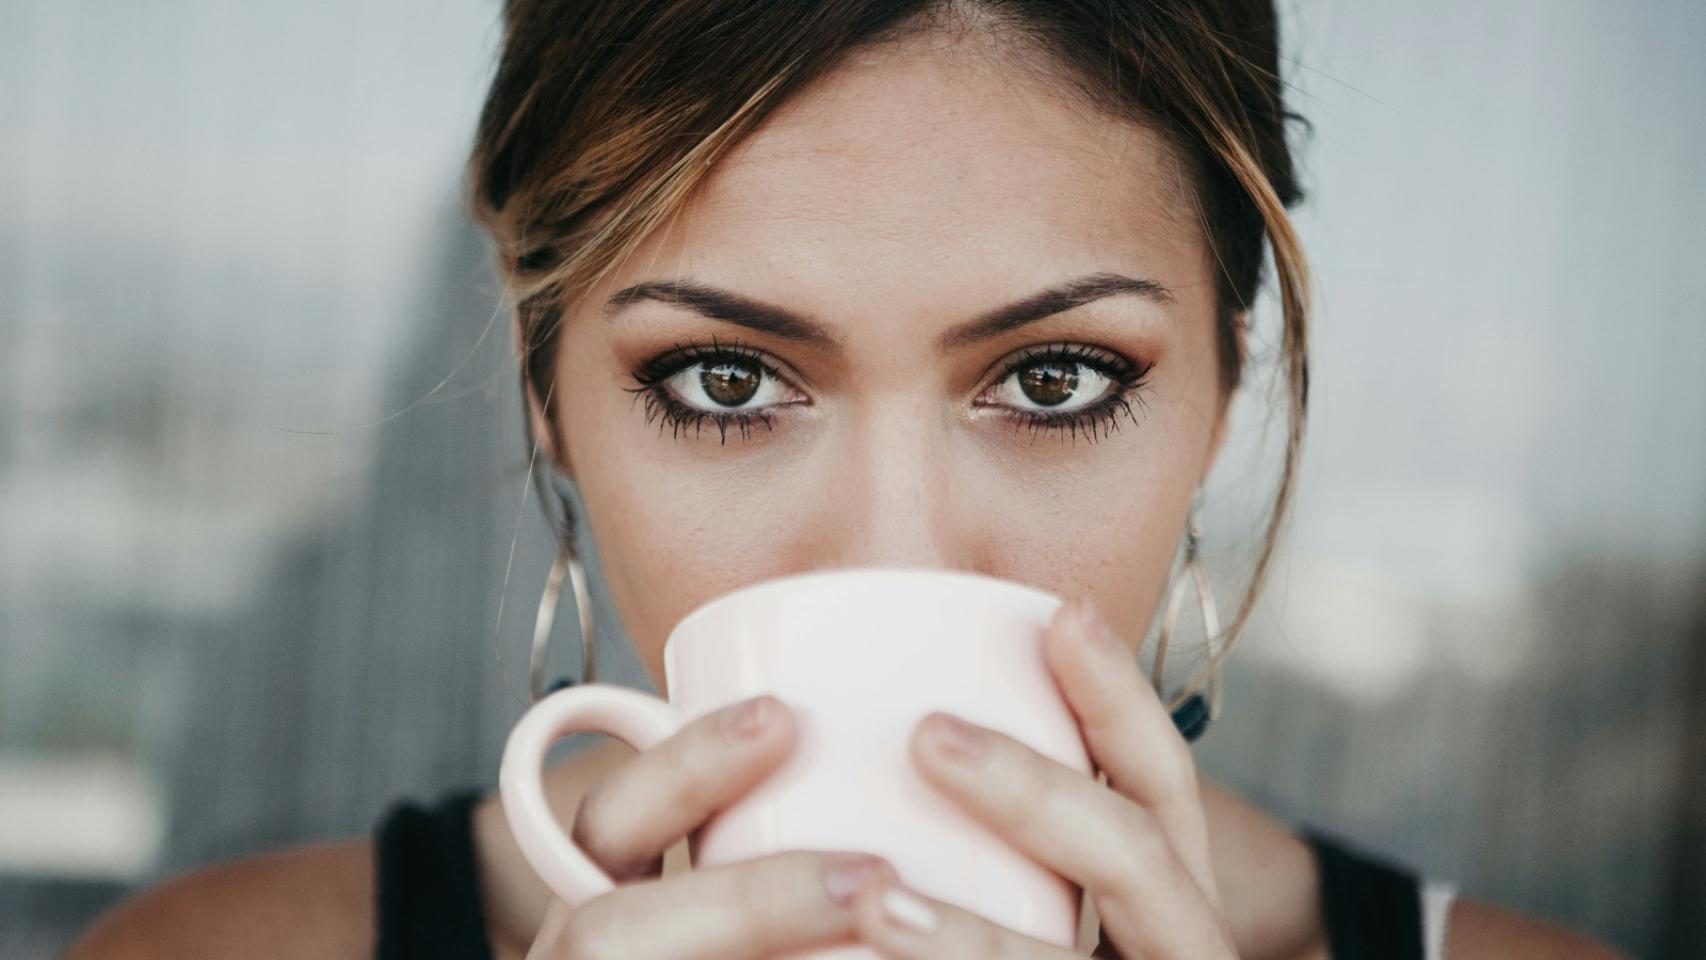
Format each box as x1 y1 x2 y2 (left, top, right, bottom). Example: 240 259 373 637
499 565 1093 959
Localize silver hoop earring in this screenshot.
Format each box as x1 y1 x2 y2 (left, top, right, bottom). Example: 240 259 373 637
530 539 597 702
1154 499 1224 742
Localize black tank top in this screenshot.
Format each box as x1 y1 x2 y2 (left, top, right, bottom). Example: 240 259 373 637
373 788 1429 960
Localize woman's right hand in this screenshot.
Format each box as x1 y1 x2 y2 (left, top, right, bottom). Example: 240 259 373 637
524 694 898 959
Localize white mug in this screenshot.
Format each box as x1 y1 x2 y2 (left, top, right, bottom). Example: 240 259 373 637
500 565 1093 959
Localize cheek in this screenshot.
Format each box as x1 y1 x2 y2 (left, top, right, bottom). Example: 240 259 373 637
574 433 1199 693
976 442 1196 647
564 366 810 690
964 359 1214 641
559 323 1216 689
564 421 763 692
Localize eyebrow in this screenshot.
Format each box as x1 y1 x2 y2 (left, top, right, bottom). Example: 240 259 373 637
602 271 1175 353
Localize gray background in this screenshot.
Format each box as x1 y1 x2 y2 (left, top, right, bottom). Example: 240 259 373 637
2 0 1702 957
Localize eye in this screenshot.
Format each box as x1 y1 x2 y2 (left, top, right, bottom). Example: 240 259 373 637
623 336 1153 447
975 342 1154 444
660 352 793 412
621 336 807 444
986 355 1113 413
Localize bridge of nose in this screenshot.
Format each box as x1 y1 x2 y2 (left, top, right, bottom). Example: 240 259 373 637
811 391 977 571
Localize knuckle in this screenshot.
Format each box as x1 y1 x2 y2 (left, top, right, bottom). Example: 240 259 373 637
1127 801 1170 857
1104 803 1168 897
727 856 765 914
1118 730 1195 808
569 785 653 879
566 788 615 866
566 787 601 850
1002 759 1060 844
977 914 1012 959
676 720 740 794
553 900 617 960
1159 733 1197 792
954 906 1030 960
728 854 795 939
731 864 773 929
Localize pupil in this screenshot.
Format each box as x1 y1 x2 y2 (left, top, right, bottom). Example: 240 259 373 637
1019 362 1078 407
701 360 760 407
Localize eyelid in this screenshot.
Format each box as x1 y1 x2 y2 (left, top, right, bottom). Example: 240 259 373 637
633 335 1148 411
631 337 814 414
979 340 1147 390
637 337 808 388
626 334 1153 446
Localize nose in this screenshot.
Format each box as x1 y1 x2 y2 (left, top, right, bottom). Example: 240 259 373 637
820 394 966 571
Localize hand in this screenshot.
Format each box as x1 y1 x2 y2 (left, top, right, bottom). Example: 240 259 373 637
525 694 899 959
846 596 1239 959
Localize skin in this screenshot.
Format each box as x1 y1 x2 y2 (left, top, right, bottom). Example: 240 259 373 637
65 25 1628 960
542 37 1223 676
502 605 1254 958
514 34 1241 954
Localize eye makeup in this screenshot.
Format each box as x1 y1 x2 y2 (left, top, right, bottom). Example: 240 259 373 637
621 334 1154 446
622 335 805 444
972 340 1153 444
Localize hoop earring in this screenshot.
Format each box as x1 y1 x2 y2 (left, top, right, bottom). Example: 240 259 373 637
530 539 596 702
527 499 1224 731
1154 498 1224 743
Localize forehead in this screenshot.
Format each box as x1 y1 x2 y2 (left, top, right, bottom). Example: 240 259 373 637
617 34 1210 323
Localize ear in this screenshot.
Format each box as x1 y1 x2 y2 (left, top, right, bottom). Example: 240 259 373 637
522 376 573 479
1199 311 1248 483
515 312 574 479
1203 405 1229 482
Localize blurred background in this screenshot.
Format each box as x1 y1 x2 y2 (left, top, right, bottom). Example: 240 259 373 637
2 0 1702 956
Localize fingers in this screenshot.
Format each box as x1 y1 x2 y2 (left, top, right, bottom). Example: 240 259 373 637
909 711 1235 958
1040 597 1218 901
542 849 895 960
1044 598 1198 802
525 900 574 960
849 879 1080 960
570 695 795 879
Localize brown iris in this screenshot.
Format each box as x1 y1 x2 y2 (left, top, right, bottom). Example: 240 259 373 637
701 359 761 407
1018 361 1078 407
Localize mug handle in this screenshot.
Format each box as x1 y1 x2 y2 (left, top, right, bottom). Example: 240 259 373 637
499 683 685 906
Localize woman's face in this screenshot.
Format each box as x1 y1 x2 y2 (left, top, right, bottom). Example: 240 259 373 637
534 35 1233 693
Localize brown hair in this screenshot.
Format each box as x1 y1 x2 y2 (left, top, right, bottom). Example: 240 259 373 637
466 0 1309 709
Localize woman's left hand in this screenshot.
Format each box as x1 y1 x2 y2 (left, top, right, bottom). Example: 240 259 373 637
848 596 1239 959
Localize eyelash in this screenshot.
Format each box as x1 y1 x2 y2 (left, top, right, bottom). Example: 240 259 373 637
621 334 1154 446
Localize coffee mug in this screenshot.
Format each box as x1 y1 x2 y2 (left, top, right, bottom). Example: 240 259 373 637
499 565 1094 959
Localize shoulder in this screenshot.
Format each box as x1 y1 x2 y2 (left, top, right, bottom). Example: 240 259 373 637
62 838 374 960
1268 896 1631 960
1193 777 1629 960
1445 896 1631 960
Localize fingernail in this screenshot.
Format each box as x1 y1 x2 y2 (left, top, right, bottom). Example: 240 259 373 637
721 695 775 741
879 884 940 933
924 713 986 765
821 853 891 906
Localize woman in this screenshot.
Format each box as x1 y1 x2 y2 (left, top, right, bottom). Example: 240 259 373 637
68 1 1627 958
